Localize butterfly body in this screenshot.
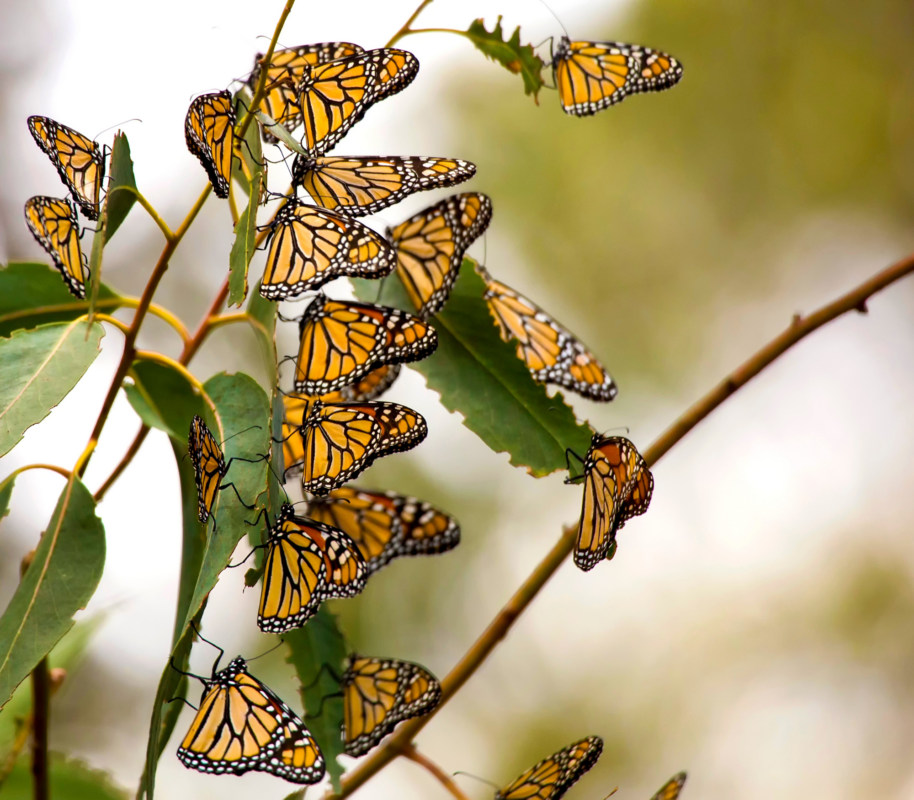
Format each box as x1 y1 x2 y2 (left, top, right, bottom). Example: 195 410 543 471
185 91 236 198
574 434 653 571
306 486 460 574
292 155 476 216
258 504 367 633
553 37 682 116
293 294 437 396
260 201 394 300
495 736 603 800
299 400 428 496
341 655 441 756
24 196 88 299
387 192 492 318
177 656 325 783
479 265 617 402
298 48 419 157
247 42 364 142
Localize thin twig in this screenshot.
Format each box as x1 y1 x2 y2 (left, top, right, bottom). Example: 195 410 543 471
320 251 914 800
403 744 471 800
94 426 149 503
30 658 49 800
385 0 435 47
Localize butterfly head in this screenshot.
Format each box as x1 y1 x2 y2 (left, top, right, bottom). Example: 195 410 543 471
214 656 249 682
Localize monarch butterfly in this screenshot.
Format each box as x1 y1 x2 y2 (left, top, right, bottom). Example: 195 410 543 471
495 736 603 800
305 486 460 574
387 192 492 318
259 201 394 300
175 649 325 783
281 371 401 477
27 116 105 220
247 42 364 142
552 38 683 116
291 155 476 217
257 503 367 633
292 293 438 396
24 196 88 299
477 265 617 402
651 772 687 800
299 400 428 496
187 415 261 524
341 655 441 756
568 434 653 571
298 48 419 157
185 91 236 198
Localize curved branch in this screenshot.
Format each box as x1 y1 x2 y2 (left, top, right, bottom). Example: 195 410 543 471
321 250 914 800
402 744 471 800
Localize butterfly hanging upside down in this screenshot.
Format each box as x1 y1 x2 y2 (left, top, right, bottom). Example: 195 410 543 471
173 634 325 784
567 434 654 571
494 736 603 800
552 37 683 116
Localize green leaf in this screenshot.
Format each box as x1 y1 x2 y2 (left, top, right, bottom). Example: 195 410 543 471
0 474 15 523
228 174 262 307
253 110 307 155
104 132 138 242
232 89 264 198
354 262 592 476
86 205 106 327
0 262 121 340
138 373 271 800
2 753 128 799
0 477 105 709
246 279 279 387
0 320 105 458
466 16 546 100
285 609 348 790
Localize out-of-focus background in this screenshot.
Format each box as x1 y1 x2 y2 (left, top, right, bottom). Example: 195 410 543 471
2 0 914 797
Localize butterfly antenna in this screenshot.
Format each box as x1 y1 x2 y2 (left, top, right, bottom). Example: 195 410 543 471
453 772 500 790
93 118 143 140
598 426 630 437
532 0 569 41
218 424 263 447
602 789 619 799
246 638 286 663
189 620 226 674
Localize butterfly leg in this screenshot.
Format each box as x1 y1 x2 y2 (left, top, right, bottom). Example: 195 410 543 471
219 481 257 510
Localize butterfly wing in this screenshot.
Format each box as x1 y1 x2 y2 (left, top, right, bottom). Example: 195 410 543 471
554 38 682 116
479 265 617 402
260 202 394 300
496 736 603 800
24 196 87 299
248 42 364 142
651 772 687 800
301 401 427 496
387 192 492 318
388 493 461 558
185 91 236 198
292 155 476 217
618 450 654 531
177 658 325 783
28 116 104 220
293 295 437 395
342 656 441 756
188 415 226 523
298 49 419 157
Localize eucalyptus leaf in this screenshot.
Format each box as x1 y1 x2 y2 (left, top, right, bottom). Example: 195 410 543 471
0 320 104 458
86 206 106 324
466 16 545 100
104 132 138 242
2 753 129 799
228 175 261 307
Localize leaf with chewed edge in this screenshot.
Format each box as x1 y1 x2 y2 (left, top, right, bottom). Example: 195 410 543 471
466 16 546 100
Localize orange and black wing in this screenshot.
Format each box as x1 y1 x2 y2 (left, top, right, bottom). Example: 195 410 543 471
387 192 492 318
260 202 394 300
258 505 367 633
292 155 475 217
388 492 461 560
495 736 603 800
478 265 617 402
341 655 441 756
293 294 437 395
651 772 687 800
553 37 682 116
177 656 325 783
28 116 105 220
24 196 87 299
188 415 226 523
298 48 419 157
247 42 364 142
575 435 652 571
300 401 428 496
185 91 236 198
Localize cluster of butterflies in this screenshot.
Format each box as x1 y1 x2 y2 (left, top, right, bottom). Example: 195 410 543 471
23 24 682 793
